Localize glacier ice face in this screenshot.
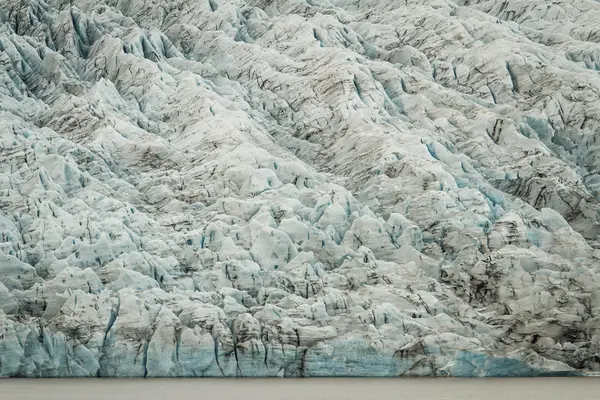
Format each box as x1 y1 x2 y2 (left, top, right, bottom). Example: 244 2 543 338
0 0 600 377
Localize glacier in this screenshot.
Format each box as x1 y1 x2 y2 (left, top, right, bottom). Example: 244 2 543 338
1 0 600 377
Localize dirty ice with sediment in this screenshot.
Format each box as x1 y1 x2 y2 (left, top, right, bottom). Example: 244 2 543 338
1 0 600 378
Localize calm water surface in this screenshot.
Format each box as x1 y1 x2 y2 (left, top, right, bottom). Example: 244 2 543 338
1 378 598 400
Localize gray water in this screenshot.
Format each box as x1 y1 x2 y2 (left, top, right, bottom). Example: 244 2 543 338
1 378 598 400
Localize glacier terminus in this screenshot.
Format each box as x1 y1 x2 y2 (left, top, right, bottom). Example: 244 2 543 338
1 0 600 377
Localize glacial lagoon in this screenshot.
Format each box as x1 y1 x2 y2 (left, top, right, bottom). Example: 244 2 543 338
2 378 600 400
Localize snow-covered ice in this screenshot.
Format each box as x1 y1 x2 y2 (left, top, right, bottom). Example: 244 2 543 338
1 0 600 377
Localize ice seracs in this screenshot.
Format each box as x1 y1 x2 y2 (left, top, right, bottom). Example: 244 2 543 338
1 0 600 377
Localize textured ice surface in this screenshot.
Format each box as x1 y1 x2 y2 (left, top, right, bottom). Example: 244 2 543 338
1 0 600 377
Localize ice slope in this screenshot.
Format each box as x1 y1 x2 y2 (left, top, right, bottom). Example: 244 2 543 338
1 0 600 377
